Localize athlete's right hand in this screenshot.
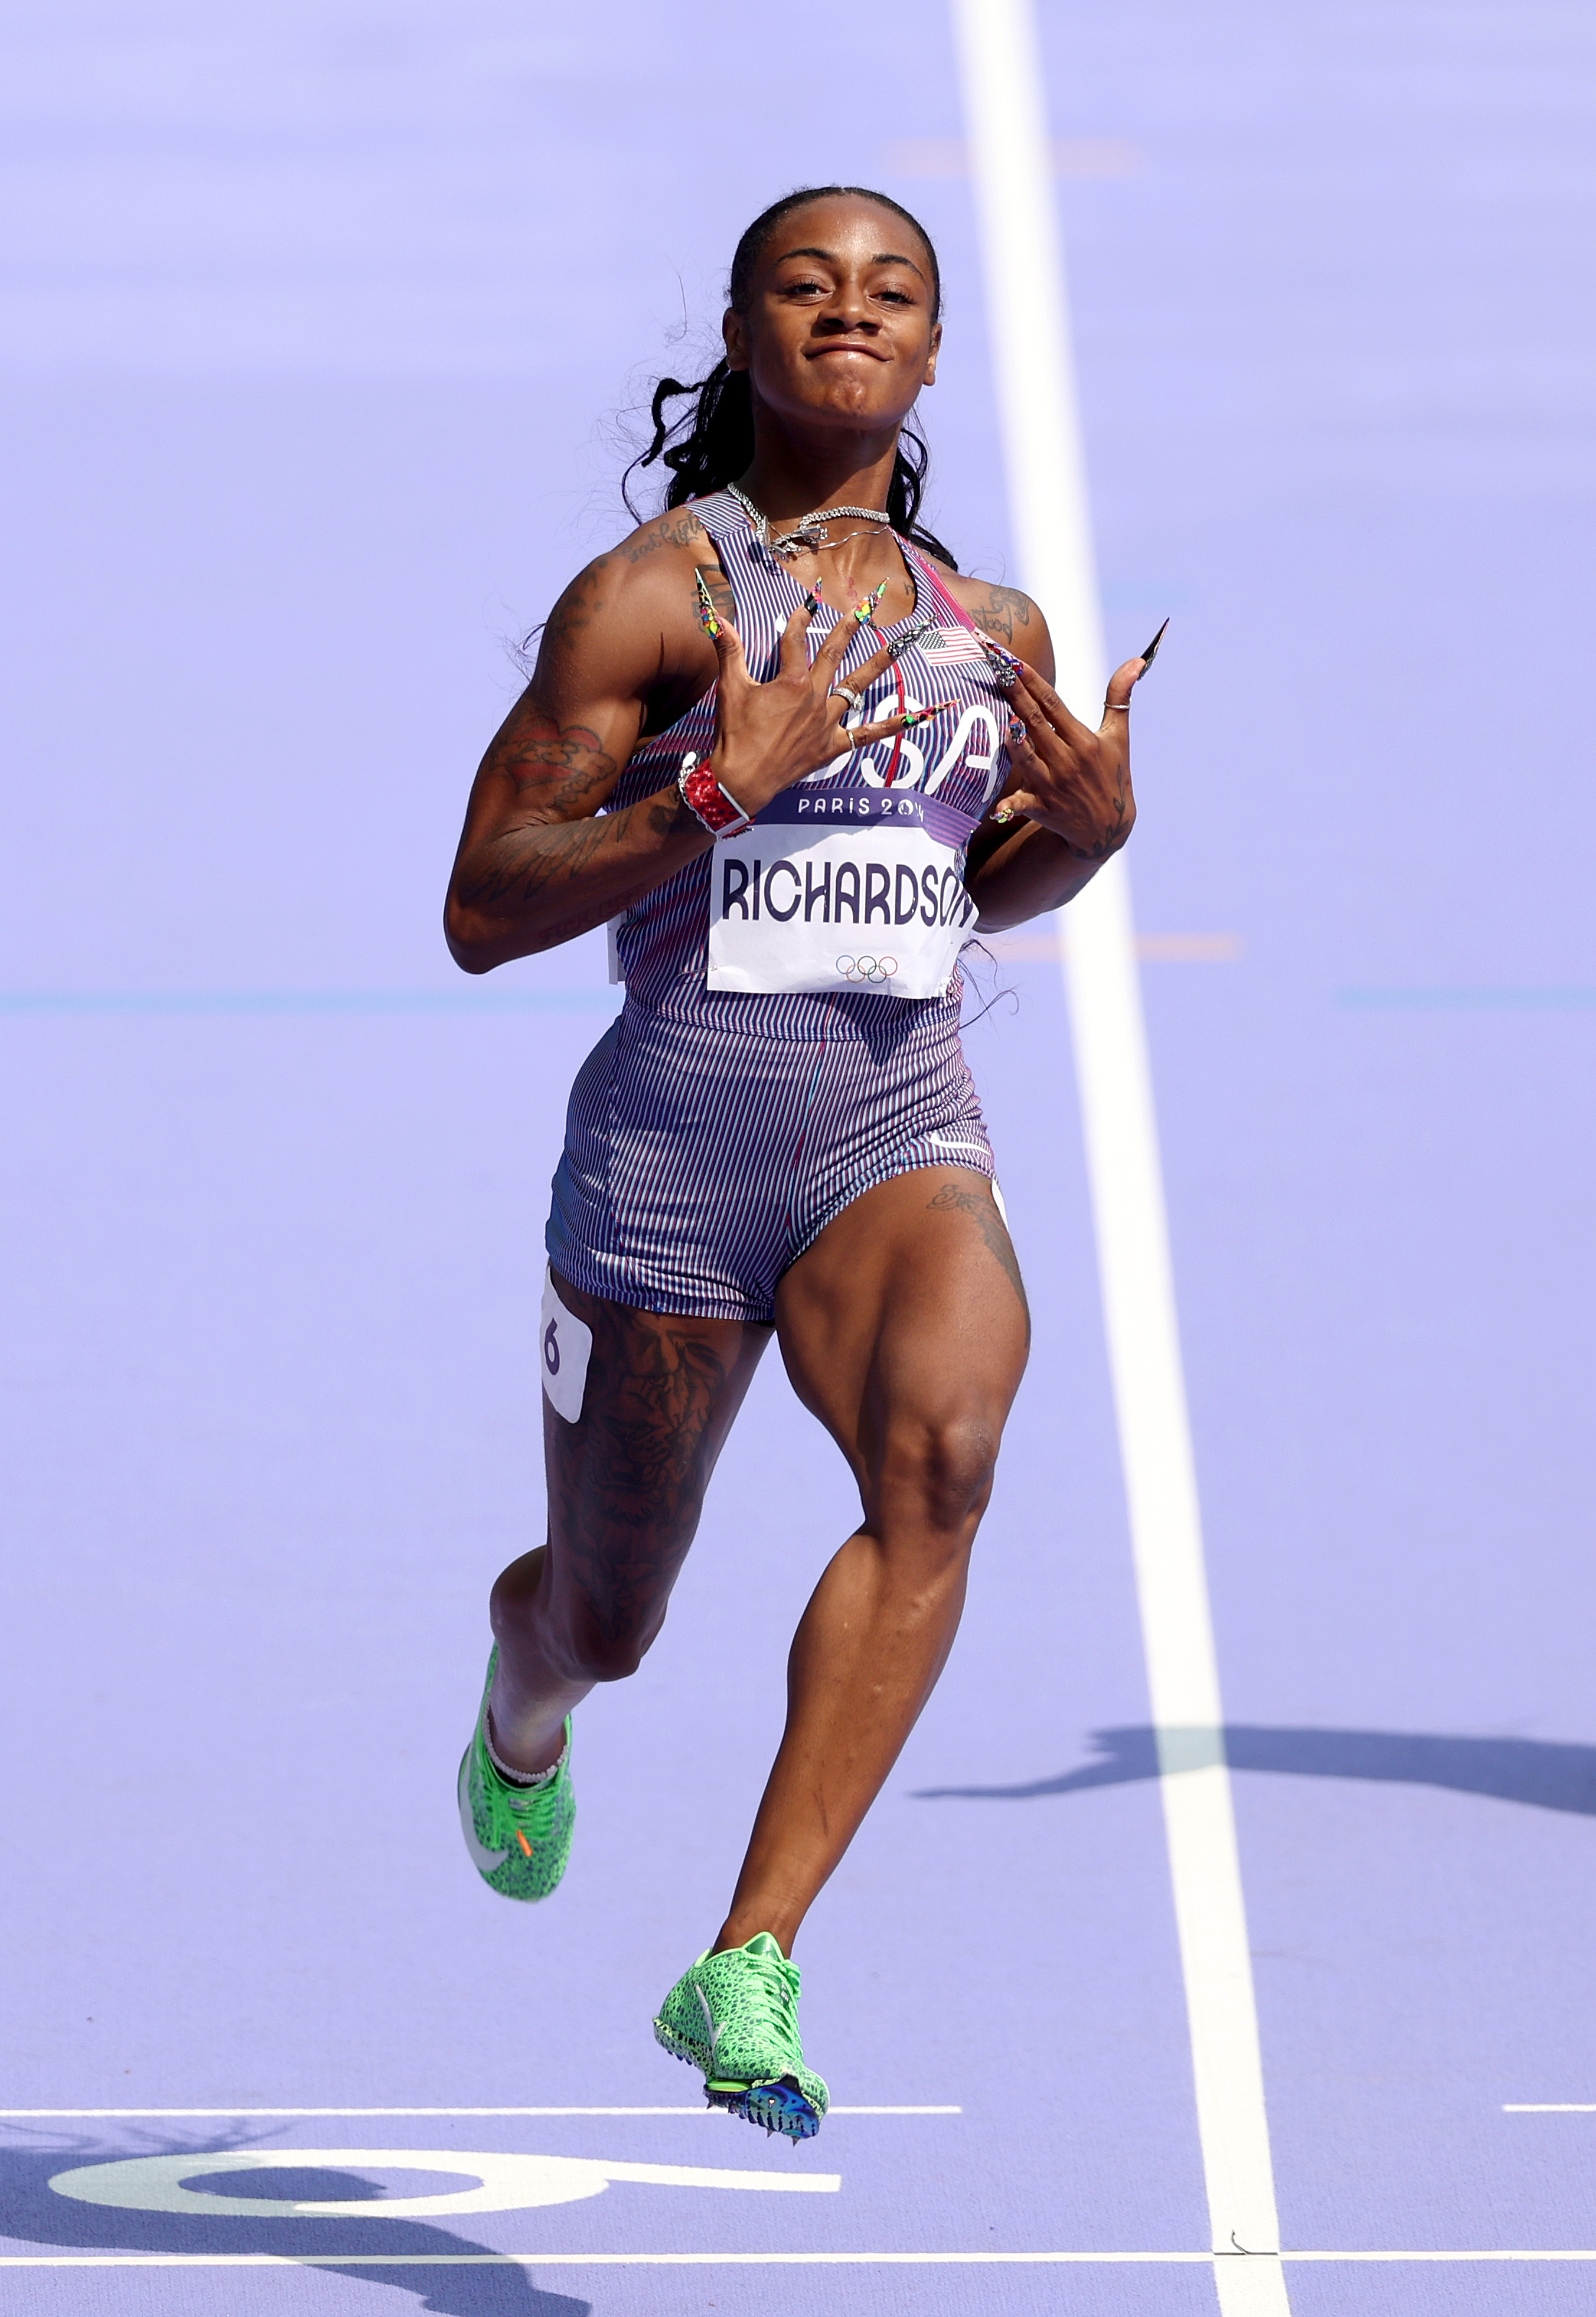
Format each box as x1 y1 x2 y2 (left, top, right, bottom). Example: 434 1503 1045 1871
695 573 938 817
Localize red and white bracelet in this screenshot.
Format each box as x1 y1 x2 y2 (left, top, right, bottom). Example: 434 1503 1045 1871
677 750 752 838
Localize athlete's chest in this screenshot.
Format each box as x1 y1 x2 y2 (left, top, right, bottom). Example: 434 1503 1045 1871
791 611 1009 817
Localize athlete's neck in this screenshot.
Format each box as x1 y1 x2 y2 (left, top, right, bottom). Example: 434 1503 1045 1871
736 417 900 523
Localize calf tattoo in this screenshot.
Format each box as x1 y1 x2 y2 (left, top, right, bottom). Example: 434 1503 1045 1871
926 1182 1029 1316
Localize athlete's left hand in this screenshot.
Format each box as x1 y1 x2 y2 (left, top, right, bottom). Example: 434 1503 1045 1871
993 655 1144 859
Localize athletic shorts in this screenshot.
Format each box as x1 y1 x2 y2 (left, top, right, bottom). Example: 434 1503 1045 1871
546 996 996 1324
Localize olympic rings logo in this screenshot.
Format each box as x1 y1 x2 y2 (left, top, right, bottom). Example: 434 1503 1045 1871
835 954 898 984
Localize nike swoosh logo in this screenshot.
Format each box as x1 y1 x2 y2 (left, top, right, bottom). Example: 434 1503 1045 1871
696 1985 723 2065
457 1752 510 1873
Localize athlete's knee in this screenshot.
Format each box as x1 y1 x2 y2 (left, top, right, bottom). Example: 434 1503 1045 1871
492 1559 665 1685
882 1406 1001 1536
551 1598 666 1685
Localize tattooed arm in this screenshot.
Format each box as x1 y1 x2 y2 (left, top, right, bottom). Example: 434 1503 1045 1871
446 510 928 972
444 520 726 973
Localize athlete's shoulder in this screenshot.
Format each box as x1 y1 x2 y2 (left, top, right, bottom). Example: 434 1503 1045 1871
937 570 1055 683
551 505 716 616
608 502 716 570
938 570 1045 646
536 505 714 688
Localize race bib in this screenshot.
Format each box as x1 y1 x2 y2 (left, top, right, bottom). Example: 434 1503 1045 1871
539 1267 593 1425
706 790 980 1000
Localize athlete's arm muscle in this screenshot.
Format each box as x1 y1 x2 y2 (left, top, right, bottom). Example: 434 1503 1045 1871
445 515 923 973
445 527 723 974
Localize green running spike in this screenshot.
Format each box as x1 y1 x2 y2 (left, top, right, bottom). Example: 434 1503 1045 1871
456 1647 575 1902
653 1933 830 2141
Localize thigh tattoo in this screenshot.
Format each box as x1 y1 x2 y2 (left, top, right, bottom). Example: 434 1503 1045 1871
926 1180 1029 1313
548 1300 752 1639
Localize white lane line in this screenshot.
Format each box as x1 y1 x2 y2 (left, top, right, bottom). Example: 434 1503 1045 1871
949 5 1289 2312
0 2254 1215 2268
0 2105 957 2119
5 2251 1596 2268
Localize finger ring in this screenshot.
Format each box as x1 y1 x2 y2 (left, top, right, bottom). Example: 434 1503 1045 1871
833 684 863 712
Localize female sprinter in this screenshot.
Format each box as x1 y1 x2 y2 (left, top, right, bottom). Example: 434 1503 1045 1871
445 185 1148 2142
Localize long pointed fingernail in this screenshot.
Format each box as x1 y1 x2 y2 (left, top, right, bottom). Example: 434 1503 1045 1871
852 580 889 625
993 801 1016 825
1007 717 1026 743
694 569 721 637
1140 616 1169 667
900 701 955 730
802 589 822 614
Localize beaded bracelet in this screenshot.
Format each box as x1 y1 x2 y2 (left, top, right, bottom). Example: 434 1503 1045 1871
677 750 752 838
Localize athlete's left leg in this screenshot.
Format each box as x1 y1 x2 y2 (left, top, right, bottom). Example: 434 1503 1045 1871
712 1164 1031 1954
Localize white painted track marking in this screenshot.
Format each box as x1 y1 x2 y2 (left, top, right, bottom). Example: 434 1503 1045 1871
48 2148 838 2218
6 2250 1596 2268
949 3 1289 2310
0 2104 955 2117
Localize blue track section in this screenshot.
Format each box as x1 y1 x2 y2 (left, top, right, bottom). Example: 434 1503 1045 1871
2 4 1594 2311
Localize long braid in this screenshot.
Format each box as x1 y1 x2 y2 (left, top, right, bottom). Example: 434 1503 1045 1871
622 187 959 570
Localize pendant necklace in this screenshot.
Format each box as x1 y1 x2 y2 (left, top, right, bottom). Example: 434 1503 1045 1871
727 482 894 561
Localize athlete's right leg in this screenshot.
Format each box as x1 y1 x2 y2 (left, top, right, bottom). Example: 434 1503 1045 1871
484 1270 770 1775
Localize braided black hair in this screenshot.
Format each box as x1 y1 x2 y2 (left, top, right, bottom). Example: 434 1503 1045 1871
624 185 957 569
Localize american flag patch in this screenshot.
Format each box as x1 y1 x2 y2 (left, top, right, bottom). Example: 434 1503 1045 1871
919 625 990 666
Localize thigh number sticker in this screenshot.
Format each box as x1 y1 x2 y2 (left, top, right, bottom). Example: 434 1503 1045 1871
541 1267 593 1425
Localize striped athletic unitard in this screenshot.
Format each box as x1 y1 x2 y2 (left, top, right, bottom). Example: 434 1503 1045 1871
546 490 1014 1323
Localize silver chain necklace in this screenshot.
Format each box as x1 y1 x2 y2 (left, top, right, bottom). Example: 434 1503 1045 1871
727 482 893 560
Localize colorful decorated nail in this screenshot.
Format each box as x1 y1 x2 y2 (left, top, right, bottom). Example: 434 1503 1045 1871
802 588 822 614
852 580 890 626
1007 717 1027 743
694 568 722 637
993 801 1016 825
879 619 934 670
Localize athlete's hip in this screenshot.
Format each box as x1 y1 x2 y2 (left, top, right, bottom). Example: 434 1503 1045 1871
565 995 981 1159
547 998 993 1323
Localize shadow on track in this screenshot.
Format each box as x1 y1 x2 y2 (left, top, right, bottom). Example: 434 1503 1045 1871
914 1725 1596 1815
0 2135 589 2317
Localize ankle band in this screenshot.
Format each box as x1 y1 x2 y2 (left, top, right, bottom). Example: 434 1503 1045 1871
484 1713 567 1790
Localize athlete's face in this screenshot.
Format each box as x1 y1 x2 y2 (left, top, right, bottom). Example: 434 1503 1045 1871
724 197 941 434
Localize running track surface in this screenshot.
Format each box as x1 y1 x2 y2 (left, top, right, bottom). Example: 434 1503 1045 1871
3 5 1595 2313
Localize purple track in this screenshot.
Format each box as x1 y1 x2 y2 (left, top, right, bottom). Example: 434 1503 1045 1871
4 4 1595 2312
